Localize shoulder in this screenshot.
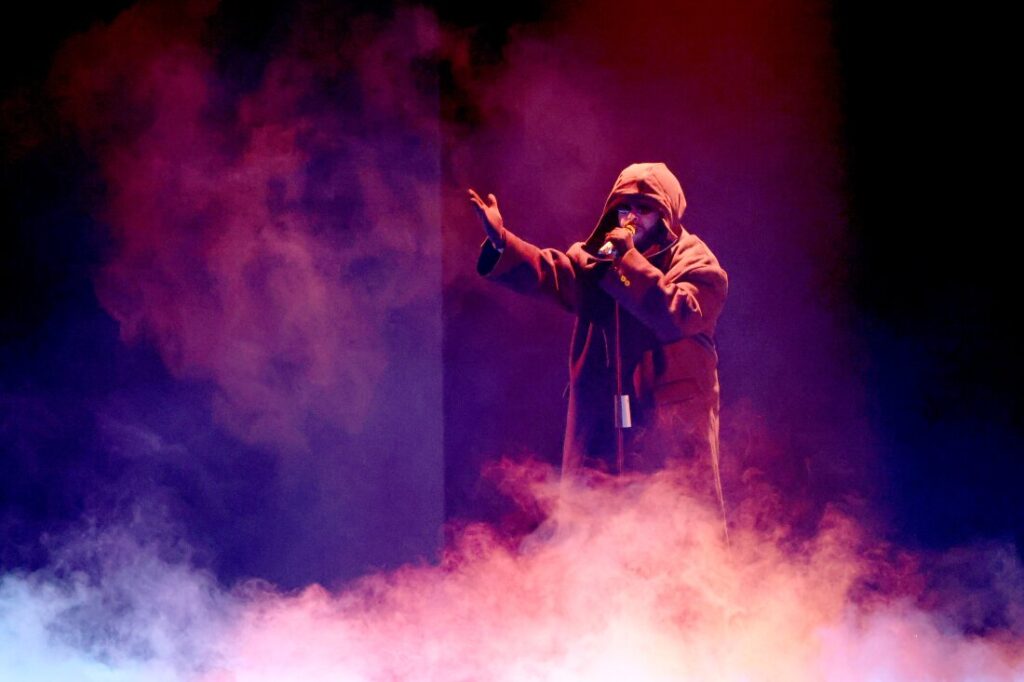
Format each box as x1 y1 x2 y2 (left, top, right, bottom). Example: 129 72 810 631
665 233 728 287
669 232 723 268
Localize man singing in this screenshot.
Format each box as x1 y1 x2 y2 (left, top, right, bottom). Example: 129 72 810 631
469 162 728 488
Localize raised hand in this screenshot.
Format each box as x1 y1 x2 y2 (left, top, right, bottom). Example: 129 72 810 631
467 188 506 250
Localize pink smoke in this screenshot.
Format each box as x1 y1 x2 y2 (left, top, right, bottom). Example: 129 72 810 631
191 463 1020 680
1 463 1020 679
144 462 1024 675
50 0 443 453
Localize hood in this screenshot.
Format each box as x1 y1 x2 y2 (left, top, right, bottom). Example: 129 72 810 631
584 162 687 253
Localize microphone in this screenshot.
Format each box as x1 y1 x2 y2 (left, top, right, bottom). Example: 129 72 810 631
597 220 636 258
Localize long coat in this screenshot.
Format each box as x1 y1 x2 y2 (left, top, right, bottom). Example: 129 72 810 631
477 163 728 478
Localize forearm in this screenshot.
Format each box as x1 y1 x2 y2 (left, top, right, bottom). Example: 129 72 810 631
476 228 578 312
600 247 727 341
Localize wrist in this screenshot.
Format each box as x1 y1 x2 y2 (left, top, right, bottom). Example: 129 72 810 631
489 226 507 252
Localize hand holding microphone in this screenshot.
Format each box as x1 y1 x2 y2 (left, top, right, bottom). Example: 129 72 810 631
597 221 637 259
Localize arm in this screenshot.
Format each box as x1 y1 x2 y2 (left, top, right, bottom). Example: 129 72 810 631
599 240 728 342
469 187 580 312
477 227 580 313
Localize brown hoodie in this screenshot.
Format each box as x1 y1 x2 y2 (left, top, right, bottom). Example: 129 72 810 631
477 163 728 476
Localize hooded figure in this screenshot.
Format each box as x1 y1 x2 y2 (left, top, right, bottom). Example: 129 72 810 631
471 163 728 480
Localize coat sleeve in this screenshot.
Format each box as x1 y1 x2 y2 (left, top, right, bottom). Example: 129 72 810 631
598 243 728 342
476 227 579 313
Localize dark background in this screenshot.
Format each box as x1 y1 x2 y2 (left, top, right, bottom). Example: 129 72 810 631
832 2 1020 552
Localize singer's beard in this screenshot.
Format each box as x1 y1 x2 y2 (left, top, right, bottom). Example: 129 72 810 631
630 220 670 253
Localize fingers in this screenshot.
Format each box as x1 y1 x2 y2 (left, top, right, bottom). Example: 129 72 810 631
467 188 499 206
467 189 486 214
